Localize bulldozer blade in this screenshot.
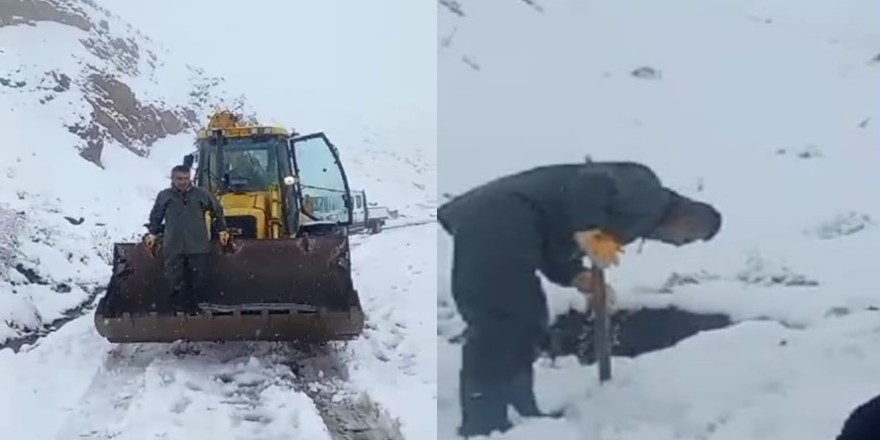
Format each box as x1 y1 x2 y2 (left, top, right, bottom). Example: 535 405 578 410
94 237 364 343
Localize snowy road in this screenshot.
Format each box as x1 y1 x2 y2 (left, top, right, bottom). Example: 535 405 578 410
0 223 435 440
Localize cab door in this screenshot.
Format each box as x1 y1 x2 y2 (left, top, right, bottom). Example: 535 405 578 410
289 133 353 227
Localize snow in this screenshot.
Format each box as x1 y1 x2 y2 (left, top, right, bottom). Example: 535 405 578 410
347 224 438 440
440 312 880 440
101 0 438 218
1 0 435 438
0 223 436 439
439 0 880 438
0 316 334 440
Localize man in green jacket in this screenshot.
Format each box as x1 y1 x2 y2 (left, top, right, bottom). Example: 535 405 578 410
145 164 230 311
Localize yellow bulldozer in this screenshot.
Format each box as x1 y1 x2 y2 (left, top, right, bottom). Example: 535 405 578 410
93 111 365 343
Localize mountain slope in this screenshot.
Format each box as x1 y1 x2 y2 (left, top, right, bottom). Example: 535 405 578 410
438 0 880 438
101 0 438 217
0 0 253 342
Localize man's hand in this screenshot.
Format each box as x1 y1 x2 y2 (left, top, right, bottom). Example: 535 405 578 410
574 230 623 268
218 230 231 246
144 233 158 250
571 271 617 309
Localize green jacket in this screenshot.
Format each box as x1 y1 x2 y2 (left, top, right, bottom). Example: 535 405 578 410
147 185 228 255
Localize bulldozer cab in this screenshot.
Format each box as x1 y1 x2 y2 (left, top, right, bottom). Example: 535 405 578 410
186 130 353 236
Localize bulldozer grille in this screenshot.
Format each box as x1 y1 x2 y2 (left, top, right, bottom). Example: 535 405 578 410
226 215 258 239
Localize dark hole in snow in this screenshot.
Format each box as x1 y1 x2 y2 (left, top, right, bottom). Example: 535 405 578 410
439 0 465 17
64 216 85 225
215 373 235 384
50 72 71 92
798 149 820 159
631 66 662 80
53 283 72 293
0 78 26 88
545 307 732 364
776 145 821 159
14 264 48 285
462 56 481 71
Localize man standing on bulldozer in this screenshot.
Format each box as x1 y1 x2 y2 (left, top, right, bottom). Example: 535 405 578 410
438 160 722 437
145 164 231 312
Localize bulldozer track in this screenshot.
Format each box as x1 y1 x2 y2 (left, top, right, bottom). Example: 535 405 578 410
284 342 405 440
52 341 405 440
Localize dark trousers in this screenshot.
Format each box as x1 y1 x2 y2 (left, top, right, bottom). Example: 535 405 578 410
458 318 546 436
450 218 548 437
164 253 210 305
837 394 880 440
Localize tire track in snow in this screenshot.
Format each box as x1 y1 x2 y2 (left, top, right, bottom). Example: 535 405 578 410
284 341 406 440
52 341 405 440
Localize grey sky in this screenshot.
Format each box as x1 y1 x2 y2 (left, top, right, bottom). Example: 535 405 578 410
104 0 436 139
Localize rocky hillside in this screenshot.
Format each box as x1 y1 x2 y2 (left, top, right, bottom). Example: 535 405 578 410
0 0 247 167
0 0 250 343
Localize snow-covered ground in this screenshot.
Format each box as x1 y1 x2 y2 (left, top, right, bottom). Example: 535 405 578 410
0 223 436 439
439 0 880 438
347 224 438 440
0 0 435 438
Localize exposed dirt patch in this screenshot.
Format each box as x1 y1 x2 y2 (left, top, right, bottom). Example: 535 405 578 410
0 0 227 167
287 342 407 440
69 73 193 166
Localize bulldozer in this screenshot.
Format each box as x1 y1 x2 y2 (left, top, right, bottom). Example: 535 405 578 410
93 111 365 343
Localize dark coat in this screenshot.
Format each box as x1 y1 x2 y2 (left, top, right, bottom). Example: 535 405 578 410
837 394 880 440
438 161 676 286
147 185 228 255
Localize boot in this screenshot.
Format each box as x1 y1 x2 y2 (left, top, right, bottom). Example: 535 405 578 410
458 370 513 438
508 369 565 419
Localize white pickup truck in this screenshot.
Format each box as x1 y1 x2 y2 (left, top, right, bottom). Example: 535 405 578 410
351 189 390 234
